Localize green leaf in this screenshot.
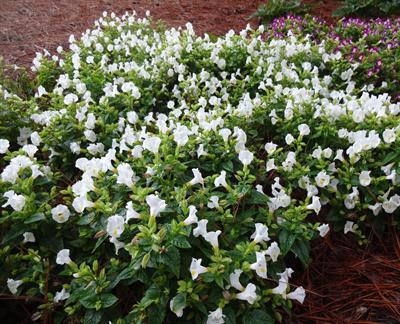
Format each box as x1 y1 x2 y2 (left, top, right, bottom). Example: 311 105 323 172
243 309 274 324
171 235 191 249
248 190 270 205
83 310 102 324
291 239 310 266
80 293 118 309
24 212 46 224
159 245 181 277
170 293 186 313
279 229 296 255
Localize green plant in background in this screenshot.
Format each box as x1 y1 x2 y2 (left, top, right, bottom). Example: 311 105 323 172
249 0 310 24
334 0 400 17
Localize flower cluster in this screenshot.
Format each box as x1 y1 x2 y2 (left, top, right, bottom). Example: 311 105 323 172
1 11 400 323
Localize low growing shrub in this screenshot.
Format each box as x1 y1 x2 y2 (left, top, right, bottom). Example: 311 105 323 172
1 11 400 323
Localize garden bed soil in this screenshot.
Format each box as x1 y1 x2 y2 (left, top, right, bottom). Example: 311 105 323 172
2 0 400 323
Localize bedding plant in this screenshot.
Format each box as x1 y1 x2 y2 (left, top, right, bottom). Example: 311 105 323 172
1 11 400 323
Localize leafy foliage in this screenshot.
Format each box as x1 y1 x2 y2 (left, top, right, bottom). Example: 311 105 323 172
249 0 310 24
333 0 400 17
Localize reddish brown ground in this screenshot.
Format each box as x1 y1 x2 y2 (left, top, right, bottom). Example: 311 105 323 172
3 0 398 323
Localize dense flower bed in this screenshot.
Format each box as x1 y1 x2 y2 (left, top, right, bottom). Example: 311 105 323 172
267 15 400 101
1 11 400 323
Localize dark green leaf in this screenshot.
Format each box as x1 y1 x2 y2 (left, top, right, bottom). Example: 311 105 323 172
243 309 274 324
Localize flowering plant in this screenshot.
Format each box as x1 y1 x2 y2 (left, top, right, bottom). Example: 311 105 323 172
1 11 400 323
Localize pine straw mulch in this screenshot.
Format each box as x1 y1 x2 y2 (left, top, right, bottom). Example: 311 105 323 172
289 227 400 323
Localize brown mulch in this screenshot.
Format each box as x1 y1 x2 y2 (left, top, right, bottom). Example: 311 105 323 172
3 0 400 323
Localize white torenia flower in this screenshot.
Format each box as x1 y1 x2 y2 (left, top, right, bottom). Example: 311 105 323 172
383 128 396 143
109 236 125 254
193 219 208 237
106 215 125 238
207 196 219 209
250 223 270 243
70 142 80 154
229 269 244 291
266 242 280 262
306 196 321 215
214 170 228 188
146 194 167 217
142 136 161 154
0 139 10 154
315 171 330 188
238 149 253 166
189 168 204 186
206 308 225 324
298 124 310 136
317 224 330 237
22 144 38 157
72 196 94 213
51 204 71 223
236 283 257 304
266 158 276 171
56 249 71 265
64 93 78 105
287 286 306 304
30 132 42 146
183 205 198 225
285 134 295 145
190 258 208 280
54 288 70 303
117 163 136 187
219 128 231 142
250 251 268 279
264 142 277 154
2 190 26 211
204 230 221 248
344 221 357 234
359 171 371 186
125 202 140 223
23 232 36 243
7 278 22 294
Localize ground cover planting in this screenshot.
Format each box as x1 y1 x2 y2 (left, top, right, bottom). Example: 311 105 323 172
1 8 400 324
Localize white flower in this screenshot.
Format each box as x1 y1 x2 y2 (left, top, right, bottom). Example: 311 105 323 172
125 202 140 223
2 190 26 211
109 236 125 254
193 219 208 237
359 171 371 186
315 171 330 188
229 269 244 291
70 142 81 154
219 128 231 142
344 221 357 234
317 224 330 237
7 278 22 294
368 202 382 216
106 215 125 238
51 204 71 223
306 196 321 215
183 205 198 225
207 196 219 209
54 288 70 303
146 194 167 217
250 251 268 279
383 128 396 143
265 142 277 154
266 158 276 171
127 111 138 124
189 168 204 186
214 171 228 188
287 286 306 304
285 134 295 145
190 258 208 280
56 249 71 265
265 242 280 262
142 136 161 154
236 283 257 304
0 139 10 154
250 223 270 243
298 124 310 136
204 230 221 248
22 144 38 157
72 196 94 213
23 232 36 243
64 93 78 105
173 125 190 146
206 308 225 324
238 149 254 166
117 163 136 187
30 132 42 146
